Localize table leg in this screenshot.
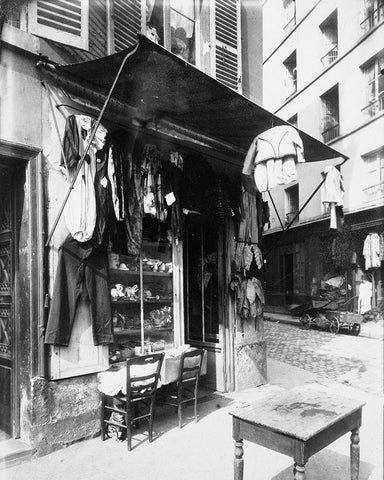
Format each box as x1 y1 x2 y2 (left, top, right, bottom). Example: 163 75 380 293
234 439 244 480
294 464 306 480
350 428 360 480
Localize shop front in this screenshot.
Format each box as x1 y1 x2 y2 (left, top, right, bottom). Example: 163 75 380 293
2 34 347 456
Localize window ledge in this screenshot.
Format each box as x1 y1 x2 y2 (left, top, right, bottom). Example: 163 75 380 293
1 23 40 56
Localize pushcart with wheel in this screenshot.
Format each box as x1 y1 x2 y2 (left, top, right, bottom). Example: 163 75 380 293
296 297 363 335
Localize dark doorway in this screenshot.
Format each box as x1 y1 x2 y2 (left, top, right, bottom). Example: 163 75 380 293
284 253 294 305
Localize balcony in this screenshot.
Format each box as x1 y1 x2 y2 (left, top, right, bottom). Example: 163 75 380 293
360 4 384 32
362 93 384 118
321 124 340 143
321 45 338 67
283 16 296 33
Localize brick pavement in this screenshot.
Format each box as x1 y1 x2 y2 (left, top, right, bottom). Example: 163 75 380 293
264 321 384 396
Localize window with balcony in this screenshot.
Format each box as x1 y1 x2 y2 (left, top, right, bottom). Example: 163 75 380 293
319 10 338 67
361 54 384 117
283 51 297 98
360 0 384 32
362 148 384 198
320 86 340 143
283 0 296 33
287 114 298 127
285 184 299 226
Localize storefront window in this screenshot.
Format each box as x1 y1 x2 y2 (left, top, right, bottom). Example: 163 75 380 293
185 219 219 344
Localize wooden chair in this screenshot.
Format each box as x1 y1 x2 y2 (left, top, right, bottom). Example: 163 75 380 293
101 352 164 451
161 348 204 428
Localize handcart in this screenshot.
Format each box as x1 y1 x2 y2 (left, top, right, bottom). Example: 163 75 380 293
293 297 363 335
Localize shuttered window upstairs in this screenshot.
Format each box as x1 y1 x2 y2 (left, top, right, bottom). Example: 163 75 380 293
213 0 241 92
28 0 89 50
113 0 143 52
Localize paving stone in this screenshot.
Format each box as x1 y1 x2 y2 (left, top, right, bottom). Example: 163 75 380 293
264 321 383 396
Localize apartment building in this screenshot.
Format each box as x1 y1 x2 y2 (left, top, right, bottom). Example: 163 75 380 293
262 0 384 312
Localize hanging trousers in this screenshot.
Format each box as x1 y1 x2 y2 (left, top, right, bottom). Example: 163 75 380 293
45 236 113 346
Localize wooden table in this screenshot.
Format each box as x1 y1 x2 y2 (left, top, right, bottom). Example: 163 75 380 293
230 387 365 480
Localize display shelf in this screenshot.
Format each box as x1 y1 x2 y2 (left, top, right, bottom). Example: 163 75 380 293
114 327 173 336
112 299 172 304
110 269 172 278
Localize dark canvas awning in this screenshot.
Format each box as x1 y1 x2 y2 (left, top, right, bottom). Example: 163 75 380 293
42 34 347 163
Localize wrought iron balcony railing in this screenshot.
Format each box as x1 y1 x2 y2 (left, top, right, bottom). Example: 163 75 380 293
360 4 384 32
362 92 384 118
321 45 338 66
283 16 296 33
321 123 340 143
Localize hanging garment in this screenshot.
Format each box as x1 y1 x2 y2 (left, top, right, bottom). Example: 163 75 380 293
358 280 372 314
107 148 123 221
61 115 108 242
234 175 260 272
45 236 113 346
242 125 305 192
322 165 344 230
236 277 265 319
379 232 384 261
363 232 381 269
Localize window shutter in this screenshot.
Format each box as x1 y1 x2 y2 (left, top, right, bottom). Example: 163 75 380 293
113 0 142 52
213 0 241 92
28 0 89 50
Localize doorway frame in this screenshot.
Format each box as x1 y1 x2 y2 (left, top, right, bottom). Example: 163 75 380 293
0 140 43 438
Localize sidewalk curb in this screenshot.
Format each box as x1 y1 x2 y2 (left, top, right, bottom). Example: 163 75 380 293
264 315 383 340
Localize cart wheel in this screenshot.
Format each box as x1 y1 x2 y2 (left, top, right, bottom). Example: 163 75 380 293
328 315 340 334
300 313 312 330
351 323 361 336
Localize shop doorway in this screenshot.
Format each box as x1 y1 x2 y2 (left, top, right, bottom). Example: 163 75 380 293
0 161 17 438
282 253 294 305
184 217 226 391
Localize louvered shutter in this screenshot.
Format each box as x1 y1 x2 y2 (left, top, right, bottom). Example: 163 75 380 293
113 0 142 52
213 0 241 92
28 0 89 50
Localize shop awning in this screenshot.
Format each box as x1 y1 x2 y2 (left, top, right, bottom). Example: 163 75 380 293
42 34 347 164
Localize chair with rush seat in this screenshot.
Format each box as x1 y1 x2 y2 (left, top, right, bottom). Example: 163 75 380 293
101 352 164 451
161 348 204 428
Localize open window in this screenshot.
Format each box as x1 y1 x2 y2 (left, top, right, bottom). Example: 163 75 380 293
284 184 299 226
362 147 384 199
283 0 296 33
360 0 384 33
320 85 340 143
28 0 89 50
287 114 298 128
283 51 297 98
319 10 338 67
361 53 384 117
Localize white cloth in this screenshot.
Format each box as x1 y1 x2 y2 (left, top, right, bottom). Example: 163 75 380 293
363 233 381 269
64 116 97 242
243 126 304 192
322 165 344 206
358 281 372 314
97 347 207 396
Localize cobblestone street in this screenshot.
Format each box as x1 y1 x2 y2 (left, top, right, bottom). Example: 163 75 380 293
264 321 384 396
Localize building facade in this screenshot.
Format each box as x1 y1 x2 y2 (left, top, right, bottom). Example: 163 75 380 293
0 0 268 459
262 0 384 313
